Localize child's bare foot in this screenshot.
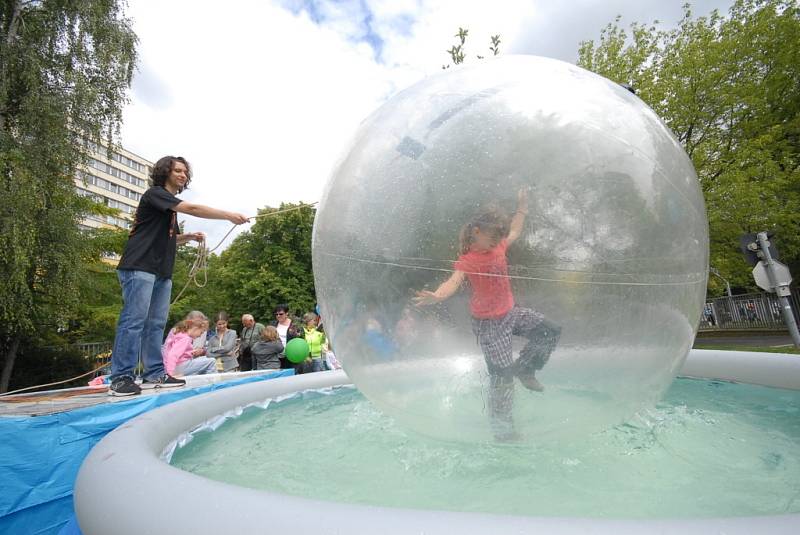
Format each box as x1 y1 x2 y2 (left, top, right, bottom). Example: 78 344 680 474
517 373 544 392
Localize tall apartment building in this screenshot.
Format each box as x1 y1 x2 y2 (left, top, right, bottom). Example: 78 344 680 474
74 142 152 231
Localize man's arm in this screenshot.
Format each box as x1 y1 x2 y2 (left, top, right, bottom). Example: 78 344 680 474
174 201 249 224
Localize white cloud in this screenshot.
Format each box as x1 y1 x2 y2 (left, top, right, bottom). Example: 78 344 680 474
123 0 395 247
121 0 733 249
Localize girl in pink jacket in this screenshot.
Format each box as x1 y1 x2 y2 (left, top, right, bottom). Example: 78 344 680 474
162 320 217 377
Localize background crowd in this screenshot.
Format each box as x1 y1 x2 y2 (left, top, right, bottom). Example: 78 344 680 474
161 304 339 379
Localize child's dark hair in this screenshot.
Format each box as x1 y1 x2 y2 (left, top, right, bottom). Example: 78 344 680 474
459 208 510 254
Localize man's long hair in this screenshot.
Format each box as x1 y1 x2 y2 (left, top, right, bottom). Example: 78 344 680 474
150 156 192 192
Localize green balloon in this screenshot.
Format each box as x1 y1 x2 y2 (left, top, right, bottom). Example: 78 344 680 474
285 338 310 363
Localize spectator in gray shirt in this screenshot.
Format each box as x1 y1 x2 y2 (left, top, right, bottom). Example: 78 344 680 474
207 311 238 372
239 313 264 371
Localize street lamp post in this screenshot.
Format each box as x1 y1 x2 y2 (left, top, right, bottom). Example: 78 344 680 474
709 267 733 297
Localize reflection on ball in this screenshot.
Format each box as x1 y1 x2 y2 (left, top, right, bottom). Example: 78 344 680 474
313 56 708 444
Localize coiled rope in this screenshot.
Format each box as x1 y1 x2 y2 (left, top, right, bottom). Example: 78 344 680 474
171 202 318 305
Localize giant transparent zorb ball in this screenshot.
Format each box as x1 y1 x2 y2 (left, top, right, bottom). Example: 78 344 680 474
313 56 708 444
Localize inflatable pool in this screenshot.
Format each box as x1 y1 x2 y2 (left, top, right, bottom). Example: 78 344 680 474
74 349 800 534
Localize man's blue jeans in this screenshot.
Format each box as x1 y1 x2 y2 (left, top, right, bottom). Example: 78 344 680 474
111 270 172 382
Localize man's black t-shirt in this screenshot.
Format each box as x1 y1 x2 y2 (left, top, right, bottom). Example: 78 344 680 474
117 186 181 278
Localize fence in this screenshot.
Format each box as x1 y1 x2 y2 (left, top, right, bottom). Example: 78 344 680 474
74 342 113 358
45 342 113 376
77 342 113 377
699 288 800 331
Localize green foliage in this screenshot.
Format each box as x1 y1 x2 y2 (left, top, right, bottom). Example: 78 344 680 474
70 262 123 343
57 226 128 345
443 27 501 68
578 0 800 296
83 227 129 261
170 203 317 330
489 34 501 56
0 0 137 391
8 343 94 392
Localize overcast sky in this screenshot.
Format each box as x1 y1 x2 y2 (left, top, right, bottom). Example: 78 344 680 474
121 0 734 248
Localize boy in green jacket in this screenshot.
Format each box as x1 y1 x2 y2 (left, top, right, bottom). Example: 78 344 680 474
302 312 327 373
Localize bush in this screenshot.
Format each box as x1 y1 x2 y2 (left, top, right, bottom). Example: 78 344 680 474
8 344 95 392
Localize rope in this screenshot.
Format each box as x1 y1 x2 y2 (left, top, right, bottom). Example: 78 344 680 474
319 252 708 287
171 202 318 305
0 361 110 397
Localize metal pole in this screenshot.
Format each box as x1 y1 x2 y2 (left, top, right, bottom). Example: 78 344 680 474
757 232 800 348
709 267 733 297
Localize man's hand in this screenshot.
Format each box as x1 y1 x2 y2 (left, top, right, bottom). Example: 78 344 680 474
177 232 206 245
228 212 250 225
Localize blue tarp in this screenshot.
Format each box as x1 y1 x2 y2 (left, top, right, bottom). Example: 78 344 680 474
0 371 294 535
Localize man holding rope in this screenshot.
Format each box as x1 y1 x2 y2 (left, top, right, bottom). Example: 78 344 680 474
109 156 249 397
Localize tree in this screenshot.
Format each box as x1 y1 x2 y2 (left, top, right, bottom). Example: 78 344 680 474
67 227 129 344
578 0 800 296
0 1 137 392
443 27 501 68
169 203 317 330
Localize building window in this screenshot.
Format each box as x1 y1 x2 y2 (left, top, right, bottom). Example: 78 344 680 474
111 151 146 174
78 171 142 202
89 158 147 189
103 197 136 215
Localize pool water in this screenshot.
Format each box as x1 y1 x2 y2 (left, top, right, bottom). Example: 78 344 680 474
170 378 800 518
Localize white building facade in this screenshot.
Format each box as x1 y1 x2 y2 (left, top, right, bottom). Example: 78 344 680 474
74 142 152 231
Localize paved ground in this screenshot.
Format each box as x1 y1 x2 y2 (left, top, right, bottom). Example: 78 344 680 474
693 332 796 347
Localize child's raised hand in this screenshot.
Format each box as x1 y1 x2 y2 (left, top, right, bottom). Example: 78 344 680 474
413 290 441 306
517 188 529 213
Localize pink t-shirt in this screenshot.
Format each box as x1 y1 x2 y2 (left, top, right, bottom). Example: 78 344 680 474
162 331 193 375
454 239 514 319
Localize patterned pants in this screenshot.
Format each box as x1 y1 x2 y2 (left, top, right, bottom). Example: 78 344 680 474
472 307 561 439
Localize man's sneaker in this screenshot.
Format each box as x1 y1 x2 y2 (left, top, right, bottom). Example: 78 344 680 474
517 373 544 392
141 374 186 390
109 376 141 397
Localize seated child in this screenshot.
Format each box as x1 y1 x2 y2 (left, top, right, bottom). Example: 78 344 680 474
250 325 284 370
323 341 341 371
162 320 217 377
